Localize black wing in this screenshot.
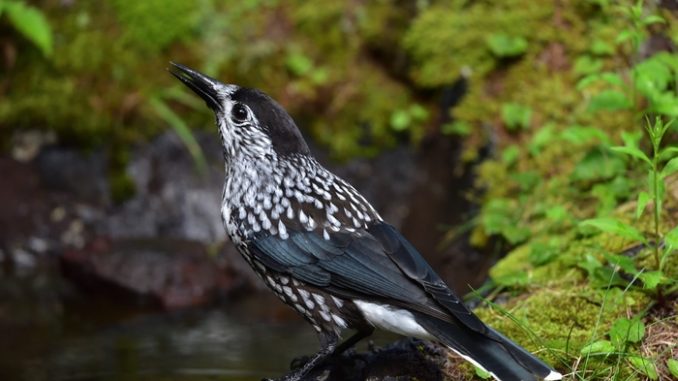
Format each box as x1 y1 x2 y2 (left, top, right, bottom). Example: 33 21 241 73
249 221 486 333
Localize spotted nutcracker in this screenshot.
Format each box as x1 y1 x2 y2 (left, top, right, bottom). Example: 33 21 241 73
169 63 563 381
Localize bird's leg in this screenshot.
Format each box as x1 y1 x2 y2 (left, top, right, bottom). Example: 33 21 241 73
273 332 338 381
333 326 374 355
275 327 374 381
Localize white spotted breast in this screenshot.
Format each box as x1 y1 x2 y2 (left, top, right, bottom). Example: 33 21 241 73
221 153 382 242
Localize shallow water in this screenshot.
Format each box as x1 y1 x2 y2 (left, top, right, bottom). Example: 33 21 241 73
0 274 324 381
49 310 318 381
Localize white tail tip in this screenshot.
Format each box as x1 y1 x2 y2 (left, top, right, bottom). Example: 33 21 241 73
544 370 563 380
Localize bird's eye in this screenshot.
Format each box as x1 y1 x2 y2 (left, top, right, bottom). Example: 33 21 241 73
231 103 249 122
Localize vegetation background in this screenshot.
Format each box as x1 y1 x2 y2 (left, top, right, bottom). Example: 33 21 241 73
0 0 677 380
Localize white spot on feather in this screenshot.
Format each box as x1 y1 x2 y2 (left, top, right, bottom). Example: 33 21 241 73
331 314 347 328
312 293 325 306
278 220 288 239
331 296 344 308
319 310 332 322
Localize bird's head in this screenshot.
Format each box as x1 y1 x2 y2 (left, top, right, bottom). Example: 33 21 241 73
169 63 310 163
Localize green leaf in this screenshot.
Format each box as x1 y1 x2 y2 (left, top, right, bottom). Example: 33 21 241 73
546 205 569 224
501 103 532 131
560 125 610 145
576 74 600 90
390 105 428 132
591 40 615 56
591 266 628 288
609 317 645 348
409 104 429 121
624 318 645 343
577 254 602 277
639 271 665 290
621 130 643 149
642 14 665 25
660 157 678 178
285 52 313 76
580 340 615 356
511 171 541 192
503 225 531 245
634 58 672 97
4 1 53 56
667 358 678 379
390 110 411 131
486 34 528 57
528 241 560 266
628 356 658 380
588 90 632 112
603 253 638 274
665 225 678 252
494 271 529 287
588 0 610 8
650 92 678 117
442 121 471 136
610 146 652 166
659 146 678 161
615 29 634 45
571 147 626 182
599 72 625 87
310 67 329 85
574 55 603 75
502 145 520 166
579 217 645 243
529 124 556 155
636 191 651 220
474 366 492 379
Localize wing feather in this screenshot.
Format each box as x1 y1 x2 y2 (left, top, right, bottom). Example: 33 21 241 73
249 222 487 333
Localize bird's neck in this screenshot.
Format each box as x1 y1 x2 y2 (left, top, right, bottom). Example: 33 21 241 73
223 153 279 202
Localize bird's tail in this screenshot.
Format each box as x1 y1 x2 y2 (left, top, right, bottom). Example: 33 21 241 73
413 312 562 381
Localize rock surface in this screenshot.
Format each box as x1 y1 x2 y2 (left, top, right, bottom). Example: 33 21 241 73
292 338 446 381
59 237 242 308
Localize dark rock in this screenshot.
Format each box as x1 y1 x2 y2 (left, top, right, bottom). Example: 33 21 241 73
59 237 245 309
102 132 226 243
291 338 445 381
35 147 109 204
316 146 421 228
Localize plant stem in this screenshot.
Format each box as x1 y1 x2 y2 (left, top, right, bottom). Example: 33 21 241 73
653 163 659 269
650 124 661 270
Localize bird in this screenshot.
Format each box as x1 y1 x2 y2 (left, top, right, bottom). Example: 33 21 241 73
168 62 563 381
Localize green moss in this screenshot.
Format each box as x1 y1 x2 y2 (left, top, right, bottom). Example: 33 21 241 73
1 0 431 162
404 1 553 86
476 286 648 366
112 0 201 52
109 170 136 204
426 2 678 378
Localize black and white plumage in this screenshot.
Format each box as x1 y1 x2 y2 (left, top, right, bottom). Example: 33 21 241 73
169 63 563 381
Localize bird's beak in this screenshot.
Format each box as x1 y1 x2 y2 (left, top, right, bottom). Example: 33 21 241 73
168 62 222 110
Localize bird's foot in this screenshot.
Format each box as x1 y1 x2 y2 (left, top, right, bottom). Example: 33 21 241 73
290 354 311 370
260 369 306 381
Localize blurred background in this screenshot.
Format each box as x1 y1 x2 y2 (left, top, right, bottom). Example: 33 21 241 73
1 1 677 380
